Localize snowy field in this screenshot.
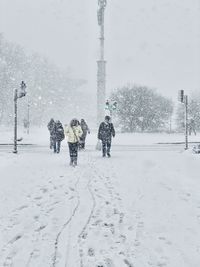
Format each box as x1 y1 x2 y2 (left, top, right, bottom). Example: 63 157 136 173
0 127 200 267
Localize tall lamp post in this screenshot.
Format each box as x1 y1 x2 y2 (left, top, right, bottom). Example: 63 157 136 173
13 81 27 154
97 0 107 126
27 99 30 134
178 90 188 150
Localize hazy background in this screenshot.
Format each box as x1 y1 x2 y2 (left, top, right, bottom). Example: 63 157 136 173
0 0 200 99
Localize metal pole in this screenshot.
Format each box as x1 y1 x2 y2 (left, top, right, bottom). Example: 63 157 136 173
185 95 188 150
100 8 104 60
169 116 172 133
13 89 18 154
97 0 106 126
27 100 30 134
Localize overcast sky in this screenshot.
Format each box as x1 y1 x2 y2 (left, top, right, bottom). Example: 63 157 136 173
0 0 200 99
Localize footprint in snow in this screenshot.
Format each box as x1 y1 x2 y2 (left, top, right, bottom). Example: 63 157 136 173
124 259 134 267
33 215 39 221
92 219 102 226
69 187 75 191
17 205 28 211
9 233 23 244
134 239 140 247
88 247 95 257
104 258 115 267
34 196 42 200
35 225 46 232
158 236 166 241
81 232 88 239
157 261 167 267
119 213 124 224
40 187 48 193
46 207 54 213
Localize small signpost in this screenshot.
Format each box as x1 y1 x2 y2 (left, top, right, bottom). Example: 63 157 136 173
105 99 117 118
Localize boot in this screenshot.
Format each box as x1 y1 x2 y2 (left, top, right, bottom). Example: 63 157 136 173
74 157 77 166
69 158 73 166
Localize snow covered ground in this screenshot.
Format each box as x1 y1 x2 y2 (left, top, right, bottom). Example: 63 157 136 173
0 127 200 267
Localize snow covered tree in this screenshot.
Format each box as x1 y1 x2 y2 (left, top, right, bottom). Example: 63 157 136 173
111 85 173 132
0 34 86 126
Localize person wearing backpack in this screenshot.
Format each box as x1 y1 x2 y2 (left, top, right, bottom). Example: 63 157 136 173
47 118 55 149
52 120 64 153
65 118 83 166
98 115 115 157
79 119 90 150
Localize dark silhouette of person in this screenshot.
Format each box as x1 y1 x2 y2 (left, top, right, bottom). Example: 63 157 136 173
98 115 115 157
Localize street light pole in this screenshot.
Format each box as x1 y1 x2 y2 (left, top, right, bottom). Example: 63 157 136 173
13 89 18 154
97 0 107 126
184 95 188 150
13 81 27 154
27 100 30 134
178 90 188 150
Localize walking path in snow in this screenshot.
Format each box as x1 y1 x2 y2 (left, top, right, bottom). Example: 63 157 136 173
0 130 200 267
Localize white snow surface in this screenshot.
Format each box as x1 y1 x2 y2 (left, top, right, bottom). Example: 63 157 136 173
0 127 200 267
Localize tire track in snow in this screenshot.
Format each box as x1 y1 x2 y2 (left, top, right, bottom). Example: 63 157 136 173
52 171 81 267
64 153 98 267
24 176 70 267
1 234 23 267
78 161 97 267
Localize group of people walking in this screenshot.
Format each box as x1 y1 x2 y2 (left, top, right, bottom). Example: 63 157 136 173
47 116 115 167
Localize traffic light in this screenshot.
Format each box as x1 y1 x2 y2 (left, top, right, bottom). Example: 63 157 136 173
105 100 109 110
112 101 117 110
178 90 184 103
18 81 27 98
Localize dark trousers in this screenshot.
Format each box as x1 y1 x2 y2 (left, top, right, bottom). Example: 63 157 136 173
102 139 111 156
53 140 61 153
50 136 54 149
79 135 86 149
68 142 79 164
79 140 85 149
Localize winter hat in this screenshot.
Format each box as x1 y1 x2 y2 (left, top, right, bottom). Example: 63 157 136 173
105 115 111 121
70 118 79 127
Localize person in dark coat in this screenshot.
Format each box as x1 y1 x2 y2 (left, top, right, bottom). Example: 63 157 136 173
79 119 90 149
47 118 55 149
52 120 64 153
98 115 115 157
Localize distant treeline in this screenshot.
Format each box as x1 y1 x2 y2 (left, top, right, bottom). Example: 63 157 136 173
0 33 87 126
